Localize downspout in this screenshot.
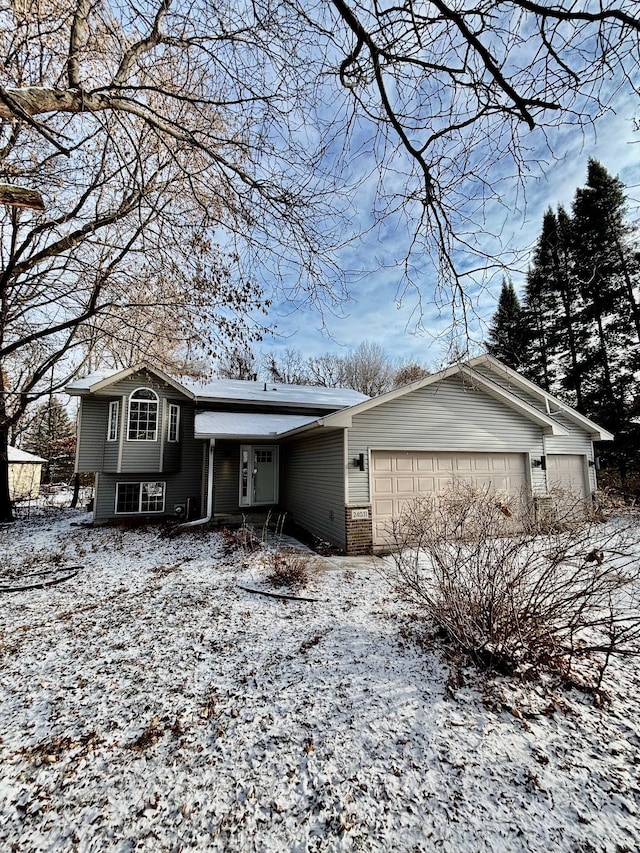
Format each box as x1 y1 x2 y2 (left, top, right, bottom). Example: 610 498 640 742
178 439 215 528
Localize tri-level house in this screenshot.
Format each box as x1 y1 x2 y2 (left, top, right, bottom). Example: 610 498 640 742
67 355 613 554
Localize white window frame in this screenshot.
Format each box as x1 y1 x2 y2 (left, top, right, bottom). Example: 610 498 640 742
107 400 119 442
127 387 159 441
167 403 180 443
115 481 166 514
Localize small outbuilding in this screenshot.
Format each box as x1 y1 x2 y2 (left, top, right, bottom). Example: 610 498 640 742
8 446 46 501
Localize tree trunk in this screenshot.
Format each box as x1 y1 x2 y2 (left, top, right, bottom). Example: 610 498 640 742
0 426 15 522
614 233 640 342
70 472 81 509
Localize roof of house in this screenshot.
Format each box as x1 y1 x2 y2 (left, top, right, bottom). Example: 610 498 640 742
66 364 368 410
8 446 46 464
65 356 613 443
194 411 320 439
278 354 614 442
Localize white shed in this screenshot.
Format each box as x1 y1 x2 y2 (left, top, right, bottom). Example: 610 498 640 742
8 446 46 500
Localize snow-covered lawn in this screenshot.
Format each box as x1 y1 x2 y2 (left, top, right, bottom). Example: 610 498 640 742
1 510 639 852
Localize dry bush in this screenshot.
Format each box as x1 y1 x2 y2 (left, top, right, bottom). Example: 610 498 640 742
264 548 310 590
384 482 640 688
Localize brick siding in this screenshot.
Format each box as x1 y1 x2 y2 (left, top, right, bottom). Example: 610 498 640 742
345 505 373 555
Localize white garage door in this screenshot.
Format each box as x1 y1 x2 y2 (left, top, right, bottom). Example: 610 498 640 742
371 450 529 546
546 454 587 500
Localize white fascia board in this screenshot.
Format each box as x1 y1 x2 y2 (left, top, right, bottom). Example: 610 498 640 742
319 360 567 435
276 418 326 439
320 364 463 426
84 363 195 400
469 354 614 441
459 366 568 435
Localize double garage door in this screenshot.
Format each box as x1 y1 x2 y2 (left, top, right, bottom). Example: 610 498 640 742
371 450 529 546
371 450 589 545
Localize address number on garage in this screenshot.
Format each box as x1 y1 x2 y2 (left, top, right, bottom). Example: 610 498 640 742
350 508 369 520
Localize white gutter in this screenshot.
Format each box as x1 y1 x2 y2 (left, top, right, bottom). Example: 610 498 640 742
178 439 215 528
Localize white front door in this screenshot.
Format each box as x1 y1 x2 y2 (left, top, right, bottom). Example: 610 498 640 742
239 445 278 506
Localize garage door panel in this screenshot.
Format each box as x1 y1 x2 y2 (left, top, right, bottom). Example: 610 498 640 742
436 457 454 471
371 450 529 546
546 455 588 520
373 498 394 516
417 477 437 491
547 455 587 497
373 455 392 472
374 477 393 494
396 476 416 493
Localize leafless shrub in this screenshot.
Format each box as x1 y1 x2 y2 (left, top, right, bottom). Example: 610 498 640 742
224 511 288 554
264 549 310 590
384 483 640 688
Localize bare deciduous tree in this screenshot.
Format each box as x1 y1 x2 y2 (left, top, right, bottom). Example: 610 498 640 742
393 362 430 388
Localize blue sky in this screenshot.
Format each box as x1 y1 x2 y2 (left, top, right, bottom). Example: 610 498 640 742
260 93 639 371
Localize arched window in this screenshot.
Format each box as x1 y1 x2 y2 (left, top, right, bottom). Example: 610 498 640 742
127 388 159 441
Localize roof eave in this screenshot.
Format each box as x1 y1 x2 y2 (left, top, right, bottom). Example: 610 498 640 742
470 354 614 440
68 362 196 400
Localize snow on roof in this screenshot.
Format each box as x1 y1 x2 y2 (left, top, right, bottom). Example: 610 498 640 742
8 446 46 464
66 364 368 409
186 378 367 408
194 411 320 439
65 368 118 391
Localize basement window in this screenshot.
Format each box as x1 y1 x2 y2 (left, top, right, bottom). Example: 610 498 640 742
115 481 165 514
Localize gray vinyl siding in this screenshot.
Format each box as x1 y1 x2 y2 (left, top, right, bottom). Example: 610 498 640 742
76 398 108 471
473 364 597 492
77 371 192 476
213 441 242 512
282 429 346 548
88 374 204 522
94 470 204 521
104 371 189 473
93 409 203 522
347 375 545 504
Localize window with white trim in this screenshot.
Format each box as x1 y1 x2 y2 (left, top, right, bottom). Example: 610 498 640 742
167 403 180 442
115 481 165 514
127 388 159 441
107 400 119 441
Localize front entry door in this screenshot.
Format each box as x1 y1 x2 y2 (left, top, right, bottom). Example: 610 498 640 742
239 445 278 506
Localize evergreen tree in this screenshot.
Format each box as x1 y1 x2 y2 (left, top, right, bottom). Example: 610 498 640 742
521 207 586 404
486 278 528 370
23 396 75 484
571 160 639 452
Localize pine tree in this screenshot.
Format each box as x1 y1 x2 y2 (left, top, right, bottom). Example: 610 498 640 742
571 161 638 430
521 207 586 404
23 396 75 484
486 278 528 370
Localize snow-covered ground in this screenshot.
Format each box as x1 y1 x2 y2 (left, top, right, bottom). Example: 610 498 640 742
1 510 639 852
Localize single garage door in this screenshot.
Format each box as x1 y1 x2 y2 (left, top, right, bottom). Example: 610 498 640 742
371 450 529 545
546 454 588 500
